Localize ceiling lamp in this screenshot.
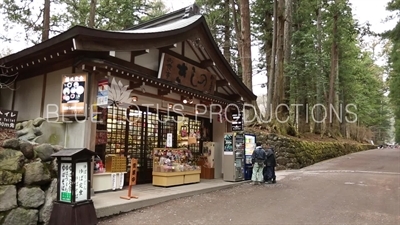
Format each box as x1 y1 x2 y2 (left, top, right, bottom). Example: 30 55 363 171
132 96 138 102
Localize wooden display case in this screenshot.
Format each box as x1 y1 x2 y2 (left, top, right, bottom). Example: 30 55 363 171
152 148 201 187
105 155 127 172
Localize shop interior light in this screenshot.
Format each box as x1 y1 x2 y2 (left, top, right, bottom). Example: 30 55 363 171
183 99 188 104
132 96 138 102
168 103 173 108
189 98 194 104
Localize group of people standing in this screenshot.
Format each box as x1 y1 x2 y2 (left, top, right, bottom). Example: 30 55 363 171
251 142 276 185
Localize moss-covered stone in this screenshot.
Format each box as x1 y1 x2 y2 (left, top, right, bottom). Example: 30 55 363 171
0 148 25 172
0 170 23 185
250 130 376 170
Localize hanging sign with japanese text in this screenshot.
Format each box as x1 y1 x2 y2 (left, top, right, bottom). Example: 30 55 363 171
0 109 18 129
75 162 88 202
60 73 87 117
97 79 109 106
157 53 216 94
60 163 72 202
231 113 243 131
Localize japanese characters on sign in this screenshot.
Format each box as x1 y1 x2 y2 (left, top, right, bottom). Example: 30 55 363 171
60 163 72 202
60 74 87 117
231 113 243 131
75 162 88 202
97 79 109 106
157 53 216 94
0 109 18 129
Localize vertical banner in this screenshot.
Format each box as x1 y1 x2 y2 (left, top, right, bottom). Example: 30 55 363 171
119 173 124 189
111 173 117 190
97 79 109 107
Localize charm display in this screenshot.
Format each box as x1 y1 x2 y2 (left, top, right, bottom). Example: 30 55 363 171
153 148 200 172
60 163 72 202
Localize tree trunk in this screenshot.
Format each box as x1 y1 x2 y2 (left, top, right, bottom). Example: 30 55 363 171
327 0 340 135
89 0 97 28
42 0 50 42
240 0 252 90
314 2 323 134
272 0 286 121
264 10 273 82
283 0 292 121
223 0 231 64
266 0 278 120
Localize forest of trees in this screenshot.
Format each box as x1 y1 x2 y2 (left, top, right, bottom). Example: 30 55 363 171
0 0 397 144
196 0 395 144
384 0 400 143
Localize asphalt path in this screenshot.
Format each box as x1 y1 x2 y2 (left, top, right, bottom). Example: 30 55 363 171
100 148 400 225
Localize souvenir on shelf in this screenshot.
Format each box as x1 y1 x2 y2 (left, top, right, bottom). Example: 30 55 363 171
153 148 201 173
180 126 188 137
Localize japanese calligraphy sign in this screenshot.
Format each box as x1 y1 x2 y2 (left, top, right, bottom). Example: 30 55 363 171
231 113 243 131
60 163 72 202
157 53 216 94
75 162 88 202
60 73 87 117
0 109 18 129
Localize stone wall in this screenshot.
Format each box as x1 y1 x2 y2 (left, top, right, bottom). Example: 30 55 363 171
0 138 62 225
254 132 376 170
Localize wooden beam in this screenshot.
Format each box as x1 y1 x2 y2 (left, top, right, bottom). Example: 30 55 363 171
130 89 181 105
213 92 241 101
129 81 142 89
200 59 214 68
181 41 185 56
16 58 75 81
40 73 47 117
158 88 170 96
131 49 149 57
73 36 190 51
97 55 158 77
161 43 178 49
216 80 228 87
158 48 205 69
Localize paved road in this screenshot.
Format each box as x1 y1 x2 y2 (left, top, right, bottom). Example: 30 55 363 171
99 148 400 225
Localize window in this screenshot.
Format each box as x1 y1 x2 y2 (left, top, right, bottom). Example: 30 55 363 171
106 106 127 155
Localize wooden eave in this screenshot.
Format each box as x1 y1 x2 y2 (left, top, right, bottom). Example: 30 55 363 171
0 15 256 102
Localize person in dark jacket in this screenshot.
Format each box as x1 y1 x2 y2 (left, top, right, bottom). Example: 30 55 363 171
251 142 266 185
264 146 276 184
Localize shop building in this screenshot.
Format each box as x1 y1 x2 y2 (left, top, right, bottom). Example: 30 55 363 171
0 5 256 189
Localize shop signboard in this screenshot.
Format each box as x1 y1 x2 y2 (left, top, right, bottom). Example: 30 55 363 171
231 113 243 131
60 73 87 117
158 53 216 94
0 109 18 129
60 162 72 202
75 162 88 202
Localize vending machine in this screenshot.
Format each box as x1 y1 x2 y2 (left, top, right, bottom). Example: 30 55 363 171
222 132 245 182
244 134 256 180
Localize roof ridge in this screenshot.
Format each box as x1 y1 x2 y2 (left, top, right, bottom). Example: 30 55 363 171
126 3 200 31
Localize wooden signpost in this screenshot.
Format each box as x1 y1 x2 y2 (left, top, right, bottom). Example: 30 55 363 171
120 158 139 200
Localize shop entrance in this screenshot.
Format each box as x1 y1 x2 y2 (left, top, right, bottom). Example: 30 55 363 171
98 105 212 184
